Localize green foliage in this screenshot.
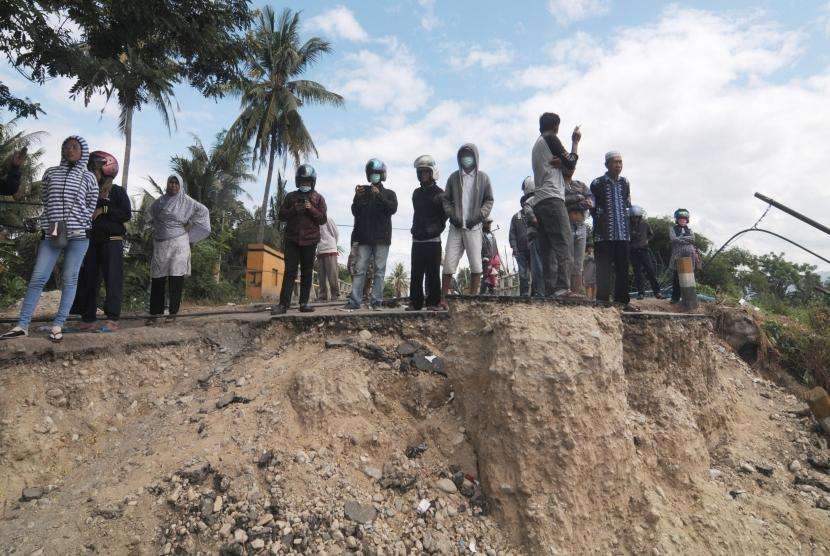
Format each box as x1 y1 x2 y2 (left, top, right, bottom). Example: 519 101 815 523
227 6 343 242
1 1 253 120
383 262 408 298
762 304 830 391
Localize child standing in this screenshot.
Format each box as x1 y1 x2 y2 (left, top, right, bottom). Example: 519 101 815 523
583 243 597 300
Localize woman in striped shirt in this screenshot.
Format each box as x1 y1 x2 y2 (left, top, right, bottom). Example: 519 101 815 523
1 135 97 342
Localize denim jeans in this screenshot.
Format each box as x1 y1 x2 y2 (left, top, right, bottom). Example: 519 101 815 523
570 222 588 275
515 251 530 297
529 239 545 297
18 237 89 329
347 244 389 308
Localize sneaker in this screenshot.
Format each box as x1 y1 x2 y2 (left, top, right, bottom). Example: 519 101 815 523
0 326 28 340
299 305 315 313
622 304 641 313
337 304 358 312
637 294 645 300
165 315 177 324
370 304 382 311
271 304 288 315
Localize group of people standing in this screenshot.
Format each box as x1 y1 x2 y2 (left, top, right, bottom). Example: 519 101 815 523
1 135 211 342
272 111 699 314
0 113 700 339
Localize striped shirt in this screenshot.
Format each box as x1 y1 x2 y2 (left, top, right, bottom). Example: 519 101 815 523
40 135 98 232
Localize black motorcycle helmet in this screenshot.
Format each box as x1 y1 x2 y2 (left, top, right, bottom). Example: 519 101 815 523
365 158 387 182
295 164 317 189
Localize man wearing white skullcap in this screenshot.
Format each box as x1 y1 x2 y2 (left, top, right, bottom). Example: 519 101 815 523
590 151 637 310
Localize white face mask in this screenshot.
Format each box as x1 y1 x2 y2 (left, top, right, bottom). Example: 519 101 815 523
298 185 312 193
369 174 381 184
460 156 475 170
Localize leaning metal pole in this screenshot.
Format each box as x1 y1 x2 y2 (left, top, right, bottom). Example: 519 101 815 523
754 193 830 237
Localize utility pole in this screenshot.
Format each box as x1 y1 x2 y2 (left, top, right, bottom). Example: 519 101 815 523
754 193 830 237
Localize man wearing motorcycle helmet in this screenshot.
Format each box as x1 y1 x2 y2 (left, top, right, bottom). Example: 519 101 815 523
342 158 398 311
628 205 663 300
72 150 132 330
408 155 447 311
271 164 328 315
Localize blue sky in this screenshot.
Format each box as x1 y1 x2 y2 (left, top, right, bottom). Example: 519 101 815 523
3 0 830 274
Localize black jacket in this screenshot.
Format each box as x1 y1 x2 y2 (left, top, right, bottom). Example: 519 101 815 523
509 211 530 254
0 166 21 196
351 184 397 245
90 184 131 242
411 182 446 241
629 218 653 250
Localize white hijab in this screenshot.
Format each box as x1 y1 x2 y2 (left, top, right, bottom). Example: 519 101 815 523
149 174 211 243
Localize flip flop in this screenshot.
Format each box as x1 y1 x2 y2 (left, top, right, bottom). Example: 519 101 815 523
49 326 63 343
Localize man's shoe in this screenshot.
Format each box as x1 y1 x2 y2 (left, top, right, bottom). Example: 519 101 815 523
271 305 288 315
426 305 444 312
299 305 314 313
405 306 421 312
337 304 357 312
370 304 382 311
637 294 645 300
654 293 665 299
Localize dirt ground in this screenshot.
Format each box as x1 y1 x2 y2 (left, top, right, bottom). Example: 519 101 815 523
0 299 828 555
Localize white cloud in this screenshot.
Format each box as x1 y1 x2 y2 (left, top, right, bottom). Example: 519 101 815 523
548 0 610 26
335 42 432 114
448 45 515 70
313 7 830 273
417 0 440 31
306 5 369 42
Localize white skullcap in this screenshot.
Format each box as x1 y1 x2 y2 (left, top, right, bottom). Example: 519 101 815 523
605 151 622 161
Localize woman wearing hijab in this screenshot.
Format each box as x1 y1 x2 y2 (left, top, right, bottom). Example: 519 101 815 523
146 174 210 324
0 136 98 342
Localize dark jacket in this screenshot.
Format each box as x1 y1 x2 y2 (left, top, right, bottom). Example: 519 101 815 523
279 189 327 246
352 184 397 245
90 184 131 242
509 211 530 254
589 173 631 242
629 218 653 250
1 166 21 196
411 182 447 241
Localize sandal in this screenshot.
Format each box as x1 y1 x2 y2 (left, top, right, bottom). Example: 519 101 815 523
0 326 28 340
49 326 63 343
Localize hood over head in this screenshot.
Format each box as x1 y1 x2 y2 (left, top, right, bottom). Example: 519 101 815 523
166 174 187 195
456 143 479 172
60 135 90 168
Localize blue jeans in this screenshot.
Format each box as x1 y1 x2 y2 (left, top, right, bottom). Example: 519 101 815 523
515 252 531 297
347 244 389 308
529 239 544 297
19 238 89 329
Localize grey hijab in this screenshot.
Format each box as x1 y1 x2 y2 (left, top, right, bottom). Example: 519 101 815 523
148 174 211 243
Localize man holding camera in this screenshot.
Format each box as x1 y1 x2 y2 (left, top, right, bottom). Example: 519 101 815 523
271 164 327 315
342 158 397 311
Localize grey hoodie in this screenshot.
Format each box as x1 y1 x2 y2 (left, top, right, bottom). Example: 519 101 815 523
442 143 494 228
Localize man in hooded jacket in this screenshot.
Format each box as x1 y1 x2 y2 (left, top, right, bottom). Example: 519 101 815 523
442 144 494 296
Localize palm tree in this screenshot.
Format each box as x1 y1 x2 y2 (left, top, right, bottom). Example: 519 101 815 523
228 6 343 244
389 262 409 298
71 47 179 190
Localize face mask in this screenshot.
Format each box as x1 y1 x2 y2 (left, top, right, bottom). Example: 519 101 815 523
460 156 475 169
298 185 312 193
369 174 381 184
